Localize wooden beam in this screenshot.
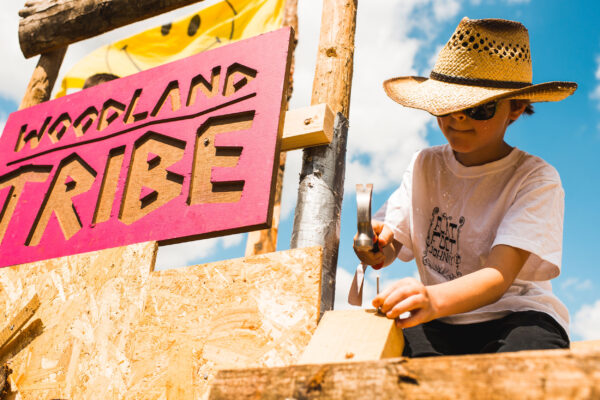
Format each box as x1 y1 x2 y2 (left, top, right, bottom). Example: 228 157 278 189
18 0 205 58
19 47 66 109
297 309 403 364
290 0 357 316
209 347 600 399
281 103 335 152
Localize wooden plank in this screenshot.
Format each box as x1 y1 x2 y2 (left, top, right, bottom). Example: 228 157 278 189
280 104 334 152
0 294 40 350
19 48 67 110
209 347 600 399
0 28 293 268
18 0 206 58
298 309 403 364
124 246 322 399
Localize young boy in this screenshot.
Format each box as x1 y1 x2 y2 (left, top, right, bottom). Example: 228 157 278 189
354 17 577 357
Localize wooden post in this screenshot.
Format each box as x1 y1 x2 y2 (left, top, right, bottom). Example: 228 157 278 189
19 47 67 110
245 0 299 256
209 346 600 399
18 0 206 58
290 0 358 315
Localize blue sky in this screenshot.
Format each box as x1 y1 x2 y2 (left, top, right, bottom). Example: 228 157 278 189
1 0 599 340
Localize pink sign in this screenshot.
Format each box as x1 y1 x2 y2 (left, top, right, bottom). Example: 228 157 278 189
0 27 292 268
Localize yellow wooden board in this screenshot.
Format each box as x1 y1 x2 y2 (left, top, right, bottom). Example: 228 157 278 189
0 244 322 399
297 309 404 364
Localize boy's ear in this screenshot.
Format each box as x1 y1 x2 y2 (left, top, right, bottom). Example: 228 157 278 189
507 100 528 125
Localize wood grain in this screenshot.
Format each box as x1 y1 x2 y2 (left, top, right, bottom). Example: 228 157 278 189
297 309 404 364
281 103 334 152
209 347 600 399
18 0 205 58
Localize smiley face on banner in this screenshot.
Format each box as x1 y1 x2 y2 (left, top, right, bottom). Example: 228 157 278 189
56 0 284 97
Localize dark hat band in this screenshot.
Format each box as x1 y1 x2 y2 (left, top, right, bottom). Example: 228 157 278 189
430 71 532 89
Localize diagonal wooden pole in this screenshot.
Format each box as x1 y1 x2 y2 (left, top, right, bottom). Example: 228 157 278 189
290 0 358 315
19 47 67 110
245 0 299 256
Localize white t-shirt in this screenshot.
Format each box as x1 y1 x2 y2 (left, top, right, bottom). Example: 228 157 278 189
381 144 569 333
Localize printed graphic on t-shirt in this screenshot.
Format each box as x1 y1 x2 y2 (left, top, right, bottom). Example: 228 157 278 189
423 207 465 280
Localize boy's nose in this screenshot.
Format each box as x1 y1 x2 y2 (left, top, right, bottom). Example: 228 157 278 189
450 111 467 121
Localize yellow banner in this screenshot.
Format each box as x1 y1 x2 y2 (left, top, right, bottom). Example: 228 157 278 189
57 0 284 97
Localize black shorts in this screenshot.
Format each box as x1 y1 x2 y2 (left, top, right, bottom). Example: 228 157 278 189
402 310 569 357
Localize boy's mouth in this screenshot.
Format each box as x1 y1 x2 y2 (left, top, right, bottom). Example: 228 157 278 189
448 127 473 134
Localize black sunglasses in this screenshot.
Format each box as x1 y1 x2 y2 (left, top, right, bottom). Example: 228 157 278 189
440 101 498 120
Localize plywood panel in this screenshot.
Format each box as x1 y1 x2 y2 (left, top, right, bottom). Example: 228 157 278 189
125 246 322 399
0 241 157 399
0 245 322 399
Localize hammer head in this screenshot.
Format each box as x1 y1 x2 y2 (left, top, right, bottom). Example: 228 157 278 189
354 183 377 252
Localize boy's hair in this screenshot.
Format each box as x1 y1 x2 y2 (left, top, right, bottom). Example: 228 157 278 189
82 73 120 89
512 99 534 116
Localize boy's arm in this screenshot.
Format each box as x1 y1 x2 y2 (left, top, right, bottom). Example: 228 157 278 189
373 244 530 328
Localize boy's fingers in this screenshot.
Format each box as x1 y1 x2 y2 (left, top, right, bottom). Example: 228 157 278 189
377 225 394 248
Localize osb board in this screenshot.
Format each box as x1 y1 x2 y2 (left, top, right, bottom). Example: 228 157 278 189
0 241 157 399
0 245 322 399
125 246 322 399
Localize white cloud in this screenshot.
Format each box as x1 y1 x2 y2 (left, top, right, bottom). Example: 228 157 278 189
334 264 377 310
591 56 600 110
0 3 38 102
0 116 6 139
561 277 593 292
280 0 461 218
221 233 244 249
571 300 600 341
154 232 244 270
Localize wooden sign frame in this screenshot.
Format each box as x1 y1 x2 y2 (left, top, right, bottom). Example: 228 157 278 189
0 27 293 268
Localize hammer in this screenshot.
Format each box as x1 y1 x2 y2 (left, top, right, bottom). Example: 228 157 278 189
354 183 379 253
354 183 383 309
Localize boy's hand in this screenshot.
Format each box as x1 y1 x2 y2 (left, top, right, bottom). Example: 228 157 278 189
353 220 394 269
372 278 439 329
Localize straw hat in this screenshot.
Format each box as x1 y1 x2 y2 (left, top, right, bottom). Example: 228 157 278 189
383 17 577 116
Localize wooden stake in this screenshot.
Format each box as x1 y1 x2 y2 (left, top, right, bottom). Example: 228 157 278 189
245 0 298 256
290 0 358 314
0 294 40 350
19 47 67 110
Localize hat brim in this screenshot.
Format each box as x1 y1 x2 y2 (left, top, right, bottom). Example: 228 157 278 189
383 76 577 116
